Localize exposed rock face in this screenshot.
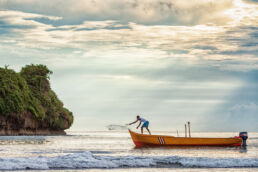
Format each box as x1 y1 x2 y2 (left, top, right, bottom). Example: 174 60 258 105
0 64 73 135
0 111 68 135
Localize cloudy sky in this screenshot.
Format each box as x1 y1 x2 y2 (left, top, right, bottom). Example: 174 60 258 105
0 0 257 131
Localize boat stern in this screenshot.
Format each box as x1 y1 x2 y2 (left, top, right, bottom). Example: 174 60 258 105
239 132 248 147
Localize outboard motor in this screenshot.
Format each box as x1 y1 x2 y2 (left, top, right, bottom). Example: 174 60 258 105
239 132 248 147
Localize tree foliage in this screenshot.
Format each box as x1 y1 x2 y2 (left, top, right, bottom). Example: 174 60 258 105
0 64 73 130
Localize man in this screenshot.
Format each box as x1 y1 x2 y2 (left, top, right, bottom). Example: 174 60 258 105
128 115 151 135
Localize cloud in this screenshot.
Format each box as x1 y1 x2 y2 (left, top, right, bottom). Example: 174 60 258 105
199 69 258 131
0 10 63 49
229 102 258 111
202 102 258 131
0 10 61 20
0 0 257 70
0 12 257 71
226 103 258 131
0 0 236 26
0 0 257 130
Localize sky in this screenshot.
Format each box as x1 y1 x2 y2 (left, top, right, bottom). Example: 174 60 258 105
0 0 257 132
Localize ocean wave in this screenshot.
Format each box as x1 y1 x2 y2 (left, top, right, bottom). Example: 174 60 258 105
0 151 258 170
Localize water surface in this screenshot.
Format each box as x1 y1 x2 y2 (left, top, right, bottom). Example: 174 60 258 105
0 130 257 170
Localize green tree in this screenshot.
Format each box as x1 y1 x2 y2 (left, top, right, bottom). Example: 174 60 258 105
0 64 73 131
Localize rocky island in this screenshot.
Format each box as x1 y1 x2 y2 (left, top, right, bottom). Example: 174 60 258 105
0 64 73 135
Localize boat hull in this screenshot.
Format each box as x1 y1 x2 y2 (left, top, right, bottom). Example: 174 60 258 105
129 130 242 147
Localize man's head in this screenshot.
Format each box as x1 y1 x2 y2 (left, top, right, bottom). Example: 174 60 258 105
137 115 140 119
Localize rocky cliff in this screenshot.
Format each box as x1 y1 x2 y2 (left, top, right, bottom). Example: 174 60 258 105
0 64 73 135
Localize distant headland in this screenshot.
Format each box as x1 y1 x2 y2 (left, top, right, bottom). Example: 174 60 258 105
0 64 73 135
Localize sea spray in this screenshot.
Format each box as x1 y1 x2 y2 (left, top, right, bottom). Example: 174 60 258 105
0 151 258 170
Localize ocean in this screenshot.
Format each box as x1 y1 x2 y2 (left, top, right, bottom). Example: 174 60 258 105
0 130 257 171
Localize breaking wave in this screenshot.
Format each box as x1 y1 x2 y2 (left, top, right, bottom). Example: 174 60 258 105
0 151 258 170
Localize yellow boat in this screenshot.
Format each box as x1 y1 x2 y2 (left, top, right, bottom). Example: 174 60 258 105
129 129 244 147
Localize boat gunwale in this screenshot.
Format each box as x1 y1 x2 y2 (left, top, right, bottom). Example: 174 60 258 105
129 129 241 140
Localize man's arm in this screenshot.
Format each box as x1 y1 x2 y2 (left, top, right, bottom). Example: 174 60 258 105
128 119 138 125
136 121 142 129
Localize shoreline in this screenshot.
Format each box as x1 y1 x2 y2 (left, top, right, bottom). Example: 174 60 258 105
3 167 258 171
0 129 66 136
19 167 258 172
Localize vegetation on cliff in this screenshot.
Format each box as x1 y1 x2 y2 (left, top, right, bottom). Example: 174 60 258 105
0 64 73 133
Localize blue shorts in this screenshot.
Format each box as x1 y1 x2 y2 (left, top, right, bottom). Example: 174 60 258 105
142 121 149 128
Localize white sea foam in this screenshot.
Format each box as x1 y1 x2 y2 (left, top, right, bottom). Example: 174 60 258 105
0 151 258 170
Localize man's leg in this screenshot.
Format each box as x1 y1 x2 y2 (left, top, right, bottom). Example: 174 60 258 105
141 127 143 134
146 127 151 135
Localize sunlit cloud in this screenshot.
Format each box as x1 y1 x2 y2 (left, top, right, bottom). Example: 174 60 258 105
0 0 257 130
0 0 236 25
0 0 257 70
